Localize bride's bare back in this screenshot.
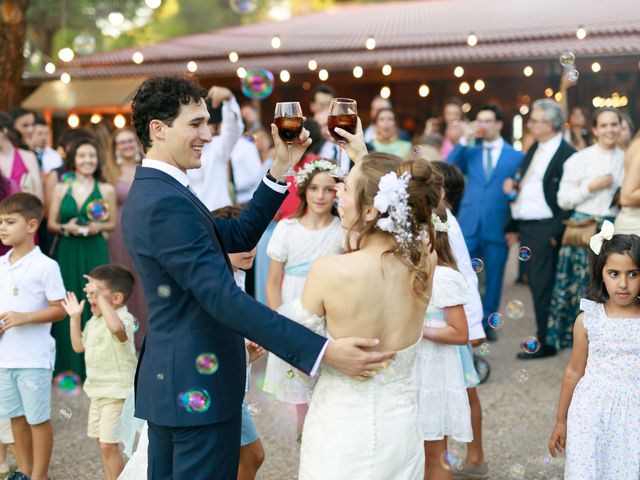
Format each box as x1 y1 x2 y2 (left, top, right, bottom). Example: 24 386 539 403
303 241 436 352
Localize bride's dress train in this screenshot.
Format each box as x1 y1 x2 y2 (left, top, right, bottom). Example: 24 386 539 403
284 300 424 480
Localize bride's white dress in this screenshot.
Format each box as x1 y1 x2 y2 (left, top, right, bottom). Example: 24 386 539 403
288 300 424 480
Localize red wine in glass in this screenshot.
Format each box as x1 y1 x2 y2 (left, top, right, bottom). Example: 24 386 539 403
327 114 357 144
275 116 303 142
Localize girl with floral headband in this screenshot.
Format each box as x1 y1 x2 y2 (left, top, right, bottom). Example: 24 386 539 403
262 158 343 441
548 222 640 479
418 203 474 479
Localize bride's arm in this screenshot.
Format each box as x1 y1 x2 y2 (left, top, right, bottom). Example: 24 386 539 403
422 305 469 345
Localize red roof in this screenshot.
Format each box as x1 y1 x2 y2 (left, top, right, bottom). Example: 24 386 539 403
30 0 640 80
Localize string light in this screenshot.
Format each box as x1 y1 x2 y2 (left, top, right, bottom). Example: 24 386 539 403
519 105 530 115
352 66 363 78
271 35 281 49
544 88 553 98
187 61 198 73
58 48 74 62
380 86 391 99
114 114 126 129
308 59 317 71
454 66 464 78
418 84 430 97
576 26 587 40
44 62 56 74
60 72 71 84
523 66 533 77
318 69 329 81
132 51 144 64
554 92 563 102
474 79 485 91
67 114 80 128
279 70 290 82
467 33 478 47
365 36 376 50
459 81 470 94
228 51 239 63
236 67 247 78
462 103 472 113
382 64 392 76
90 114 102 124
591 62 601 73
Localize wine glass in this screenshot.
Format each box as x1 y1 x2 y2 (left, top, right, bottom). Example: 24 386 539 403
327 98 357 175
274 102 304 176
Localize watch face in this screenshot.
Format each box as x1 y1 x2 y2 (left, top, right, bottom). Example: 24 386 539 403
79 227 89 237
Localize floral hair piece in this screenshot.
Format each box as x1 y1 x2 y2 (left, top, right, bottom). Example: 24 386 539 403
431 212 449 233
294 158 340 187
373 171 419 254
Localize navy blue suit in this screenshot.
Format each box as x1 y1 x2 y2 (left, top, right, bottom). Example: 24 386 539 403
448 141 523 326
122 167 326 479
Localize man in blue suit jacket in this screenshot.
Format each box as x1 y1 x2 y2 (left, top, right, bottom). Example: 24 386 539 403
122 77 394 479
448 105 524 340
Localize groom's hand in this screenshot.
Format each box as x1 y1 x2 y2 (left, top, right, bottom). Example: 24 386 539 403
269 124 312 181
323 338 396 382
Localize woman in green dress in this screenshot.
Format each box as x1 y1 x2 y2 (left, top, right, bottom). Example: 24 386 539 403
48 139 117 379
370 108 413 158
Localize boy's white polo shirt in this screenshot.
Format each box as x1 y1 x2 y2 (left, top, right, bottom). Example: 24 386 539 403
0 247 66 369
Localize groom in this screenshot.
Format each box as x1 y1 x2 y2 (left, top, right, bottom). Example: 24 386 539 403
122 76 394 479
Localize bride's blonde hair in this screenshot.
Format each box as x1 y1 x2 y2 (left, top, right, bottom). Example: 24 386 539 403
345 152 443 300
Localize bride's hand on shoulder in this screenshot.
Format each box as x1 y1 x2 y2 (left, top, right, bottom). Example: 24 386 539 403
323 338 396 381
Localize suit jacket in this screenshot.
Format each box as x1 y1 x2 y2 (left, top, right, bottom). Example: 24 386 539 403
122 167 326 427
505 138 576 232
448 141 524 243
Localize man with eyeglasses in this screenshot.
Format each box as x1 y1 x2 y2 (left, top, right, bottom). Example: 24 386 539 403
504 99 576 359
448 104 524 342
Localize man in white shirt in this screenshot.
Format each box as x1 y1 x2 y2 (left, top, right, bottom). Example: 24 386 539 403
230 135 263 205
186 87 244 211
504 99 576 359
32 118 63 174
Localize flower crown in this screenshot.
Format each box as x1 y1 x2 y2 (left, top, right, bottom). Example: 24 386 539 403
373 171 424 254
294 159 339 187
431 212 449 232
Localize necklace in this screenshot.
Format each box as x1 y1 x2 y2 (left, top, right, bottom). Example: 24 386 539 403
7 253 34 296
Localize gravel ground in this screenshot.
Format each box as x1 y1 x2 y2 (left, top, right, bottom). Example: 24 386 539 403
4 248 569 479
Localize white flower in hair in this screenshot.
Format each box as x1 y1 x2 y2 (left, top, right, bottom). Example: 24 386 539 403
374 171 417 254
294 158 340 187
431 212 449 232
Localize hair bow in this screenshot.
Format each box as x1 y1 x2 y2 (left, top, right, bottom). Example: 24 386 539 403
589 220 615 255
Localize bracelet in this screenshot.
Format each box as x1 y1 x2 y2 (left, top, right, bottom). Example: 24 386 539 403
60 226 69 237
266 169 288 186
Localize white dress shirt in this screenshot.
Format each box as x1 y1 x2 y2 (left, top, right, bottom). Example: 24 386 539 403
186 96 244 211
230 136 263 204
557 144 625 217
482 137 504 170
36 146 63 174
512 133 563 220
318 140 353 172
446 209 485 340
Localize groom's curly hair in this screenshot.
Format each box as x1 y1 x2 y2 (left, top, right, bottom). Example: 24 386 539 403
131 76 208 153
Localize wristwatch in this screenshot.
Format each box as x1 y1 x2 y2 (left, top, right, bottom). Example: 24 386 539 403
266 169 288 186
60 225 69 237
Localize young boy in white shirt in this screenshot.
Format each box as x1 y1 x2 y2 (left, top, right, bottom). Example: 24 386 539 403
0 193 66 480
61 264 138 480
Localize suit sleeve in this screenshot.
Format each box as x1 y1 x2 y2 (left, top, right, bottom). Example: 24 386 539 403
446 143 470 173
214 181 286 253
149 195 325 374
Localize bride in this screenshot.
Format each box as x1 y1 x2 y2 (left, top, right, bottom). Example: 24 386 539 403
291 123 442 479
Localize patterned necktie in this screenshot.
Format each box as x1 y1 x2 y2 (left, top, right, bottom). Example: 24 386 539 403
483 146 494 179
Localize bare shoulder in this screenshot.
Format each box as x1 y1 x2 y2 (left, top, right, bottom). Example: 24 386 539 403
98 182 116 196
53 181 70 198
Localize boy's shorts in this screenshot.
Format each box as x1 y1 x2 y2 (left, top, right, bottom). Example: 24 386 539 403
87 397 125 444
0 368 52 425
240 401 259 447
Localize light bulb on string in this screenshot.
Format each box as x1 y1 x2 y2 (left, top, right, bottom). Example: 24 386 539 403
591 62 601 73
187 61 198 73
236 67 247 78
114 114 126 129
382 64 392 76
60 72 71 84
576 26 587 39
67 114 80 128
380 86 391 99
44 62 56 74
352 66 363 78
365 36 376 50
228 51 239 63
454 66 464 78
459 81 470 94
318 69 329 81
523 66 533 77
474 79 485 91
271 35 281 49
418 84 430 97
132 51 144 64
279 70 290 82
90 114 102 124
58 48 74 62
308 59 317 71
467 33 478 46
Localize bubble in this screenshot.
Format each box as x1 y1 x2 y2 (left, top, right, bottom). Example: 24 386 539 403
475 358 490 381
487 312 504 329
157 284 171 298
518 246 532 262
72 33 96 55
178 388 211 413
521 336 541 354
559 50 575 68
566 68 580 81
229 0 256 14
510 463 525 479
132 316 140 333
86 199 110 222
59 407 73 420
246 401 261 416
440 450 463 471
61 172 76 184
542 454 552 466
195 353 219 375
514 369 529 383
412 145 422 156
286 368 295 379
156 373 164 380
241 68 275 100
506 300 525 320
54 371 82 397
471 258 484 273
478 342 490 356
